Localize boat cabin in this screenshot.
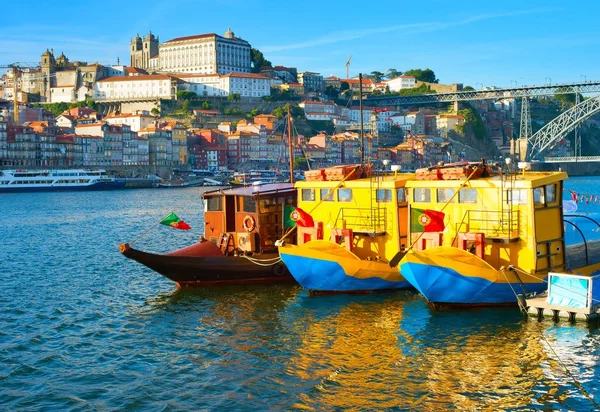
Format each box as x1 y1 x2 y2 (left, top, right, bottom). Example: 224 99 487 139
405 165 569 276
294 165 415 262
202 183 296 254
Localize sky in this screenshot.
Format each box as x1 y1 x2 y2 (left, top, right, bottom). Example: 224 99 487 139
1 0 599 88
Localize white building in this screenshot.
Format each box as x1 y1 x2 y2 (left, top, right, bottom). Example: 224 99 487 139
93 75 178 100
299 100 339 121
176 72 270 98
383 75 416 92
158 28 251 74
104 111 155 132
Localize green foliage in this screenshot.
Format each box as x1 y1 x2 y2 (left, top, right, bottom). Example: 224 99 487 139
293 157 310 171
151 108 160 117
306 120 334 135
201 101 211 109
340 81 349 91
554 87 581 109
463 86 475 91
403 68 438 83
386 82 433 96
324 85 339 100
228 93 241 102
370 71 384 82
250 48 272 73
182 100 190 113
386 69 402 79
457 103 486 140
272 104 304 119
176 90 197 100
268 88 300 102
249 109 260 117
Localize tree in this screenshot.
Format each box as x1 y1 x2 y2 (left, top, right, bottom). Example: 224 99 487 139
403 68 438 83
151 108 160 117
370 71 384 82
463 86 476 91
201 101 211 109
293 157 310 171
228 93 241 102
176 90 197 100
182 100 190 113
249 109 259 117
340 81 350 91
555 87 581 109
386 69 402 79
324 85 339 100
250 48 272 73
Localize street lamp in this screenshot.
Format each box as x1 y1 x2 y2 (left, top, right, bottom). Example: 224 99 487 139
545 77 551 85
476 82 483 90
581 74 587 82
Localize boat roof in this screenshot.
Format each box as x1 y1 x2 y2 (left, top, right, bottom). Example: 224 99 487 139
203 182 295 198
405 171 569 188
294 173 415 188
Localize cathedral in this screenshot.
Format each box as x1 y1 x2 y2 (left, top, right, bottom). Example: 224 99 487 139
129 28 251 75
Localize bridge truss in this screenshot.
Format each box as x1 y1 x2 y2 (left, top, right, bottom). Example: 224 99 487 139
528 95 600 160
360 81 600 107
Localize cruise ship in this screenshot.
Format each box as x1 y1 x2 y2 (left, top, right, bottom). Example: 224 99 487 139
0 169 126 192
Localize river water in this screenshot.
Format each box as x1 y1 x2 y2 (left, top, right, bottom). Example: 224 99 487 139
1 178 600 410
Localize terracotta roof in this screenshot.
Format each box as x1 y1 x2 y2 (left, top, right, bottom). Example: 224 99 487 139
222 72 269 79
98 75 172 82
125 67 148 74
74 122 105 128
164 33 216 43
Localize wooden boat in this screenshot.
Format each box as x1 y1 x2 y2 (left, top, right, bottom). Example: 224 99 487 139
278 163 416 293
396 162 600 306
120 182 298 287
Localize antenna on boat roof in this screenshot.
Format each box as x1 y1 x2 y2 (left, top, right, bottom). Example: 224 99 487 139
359 73 365 173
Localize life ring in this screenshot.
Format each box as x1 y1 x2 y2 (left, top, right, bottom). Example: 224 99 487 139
242 215 256 232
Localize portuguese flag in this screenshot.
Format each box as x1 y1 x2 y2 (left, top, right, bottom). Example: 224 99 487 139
411 208 445 233
160 212 191 230
290 207 314 228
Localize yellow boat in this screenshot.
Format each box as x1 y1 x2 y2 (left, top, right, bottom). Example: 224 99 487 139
398 162 600 306
278 164 415 293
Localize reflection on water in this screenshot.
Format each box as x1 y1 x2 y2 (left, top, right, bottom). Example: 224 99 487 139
2 187 600 410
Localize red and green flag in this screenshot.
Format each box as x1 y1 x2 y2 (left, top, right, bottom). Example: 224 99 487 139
283 205 296 228
290 207 314 228
411 208 445 233
160 212 191 230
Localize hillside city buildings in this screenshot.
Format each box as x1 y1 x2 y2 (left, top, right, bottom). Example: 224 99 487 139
0 27 574 173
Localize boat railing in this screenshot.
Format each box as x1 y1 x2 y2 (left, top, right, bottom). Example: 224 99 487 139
334 207 388 236
465 209 520 240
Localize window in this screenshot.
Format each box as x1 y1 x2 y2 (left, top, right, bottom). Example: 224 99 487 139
338 188 353 202
459 188 478 204
413 188 431 203
533 187 545 206
507 189 528 205
242 197 256 213
545 184 557 204
437 188 455 203
376 189 392 203
397 188 408 203
301 188 315 201
320 188 334 202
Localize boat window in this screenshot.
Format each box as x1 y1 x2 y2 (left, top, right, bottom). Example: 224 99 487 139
320 188 334 202
301 188 315 202
533 187 545 206
437 188 455 203
545 184 557 205
413 188 431 203
376 189 392 203
397 188 408 204
508 189 528 205
241 197 257 213
205 196 222 211
338 188 353 202
459 188 478 204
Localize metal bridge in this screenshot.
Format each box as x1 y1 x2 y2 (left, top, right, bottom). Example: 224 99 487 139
543 156 600 163
359 81 600 107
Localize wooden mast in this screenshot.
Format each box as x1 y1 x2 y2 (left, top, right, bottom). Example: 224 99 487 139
359 73 364 169
287 107 295 184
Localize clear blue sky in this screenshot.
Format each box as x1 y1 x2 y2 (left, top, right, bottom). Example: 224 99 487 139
1 0 598 88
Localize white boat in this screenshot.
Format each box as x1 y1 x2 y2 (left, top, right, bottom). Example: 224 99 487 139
0 169 127 192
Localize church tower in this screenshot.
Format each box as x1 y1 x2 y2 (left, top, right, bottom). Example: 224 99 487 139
130 34 143 67
40 49 56 101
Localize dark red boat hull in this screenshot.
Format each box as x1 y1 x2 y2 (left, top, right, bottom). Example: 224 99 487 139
120 243 295 287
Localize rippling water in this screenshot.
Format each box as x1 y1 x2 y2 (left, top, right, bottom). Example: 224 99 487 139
1 180 600 410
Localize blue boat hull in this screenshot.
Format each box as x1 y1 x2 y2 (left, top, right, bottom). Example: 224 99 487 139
281 253 411 293
400 261 546 305
0 181 127 193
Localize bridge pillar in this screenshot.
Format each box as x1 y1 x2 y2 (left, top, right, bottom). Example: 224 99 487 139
453 101 461 113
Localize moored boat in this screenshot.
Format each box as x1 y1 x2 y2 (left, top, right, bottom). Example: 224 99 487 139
0 169 126 192
278 163 415 293
120 182 298 287
396 161 600 306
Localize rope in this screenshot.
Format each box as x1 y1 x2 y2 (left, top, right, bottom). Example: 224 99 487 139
499 270 600 409
500 267 527 312
278 165 361 242
241 255 282 266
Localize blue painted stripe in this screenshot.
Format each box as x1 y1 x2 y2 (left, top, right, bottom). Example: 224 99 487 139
400 262 546 304
281 254 411 292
